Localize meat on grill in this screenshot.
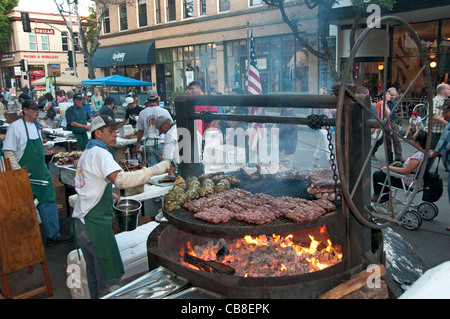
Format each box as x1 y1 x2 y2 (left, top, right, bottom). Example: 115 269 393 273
184 188 335 225
194 206 235 224
235 208 278 225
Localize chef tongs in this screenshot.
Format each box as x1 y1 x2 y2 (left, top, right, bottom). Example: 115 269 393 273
30 179 49 186
114 274 171 297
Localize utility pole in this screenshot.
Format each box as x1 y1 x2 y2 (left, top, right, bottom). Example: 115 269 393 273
68 0 78 77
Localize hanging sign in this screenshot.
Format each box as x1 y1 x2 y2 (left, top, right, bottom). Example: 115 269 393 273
34 28 55 35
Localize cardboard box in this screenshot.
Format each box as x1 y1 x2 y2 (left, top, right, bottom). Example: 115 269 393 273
53 177 67 212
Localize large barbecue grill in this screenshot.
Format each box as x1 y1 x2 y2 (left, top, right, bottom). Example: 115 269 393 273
146 91 377 299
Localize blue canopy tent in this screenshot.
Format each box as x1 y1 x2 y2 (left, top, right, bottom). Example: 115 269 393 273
81 74 152 87
82 75 153 108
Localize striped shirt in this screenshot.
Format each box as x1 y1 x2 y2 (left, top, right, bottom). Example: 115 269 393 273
430 95 446 133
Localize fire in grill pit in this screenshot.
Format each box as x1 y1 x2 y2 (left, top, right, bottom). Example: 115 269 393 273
180 225 342 277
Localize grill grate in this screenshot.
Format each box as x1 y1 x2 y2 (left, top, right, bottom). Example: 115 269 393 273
162 171 340 235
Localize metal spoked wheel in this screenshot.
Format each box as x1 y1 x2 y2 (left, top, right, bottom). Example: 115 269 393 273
336 16 433 230
400 211 422 230
417 202 439 220
413 103 429 121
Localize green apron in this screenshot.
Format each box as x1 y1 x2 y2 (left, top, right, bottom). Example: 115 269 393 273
19 119 55 203
83 183 124 281
70 108 89 150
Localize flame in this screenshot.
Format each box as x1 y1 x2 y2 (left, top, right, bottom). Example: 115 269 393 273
180 230 343 277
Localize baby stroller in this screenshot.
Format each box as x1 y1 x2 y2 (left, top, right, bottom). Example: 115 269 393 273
372 161 439 230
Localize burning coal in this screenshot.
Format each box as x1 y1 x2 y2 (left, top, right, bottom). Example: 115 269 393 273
180 226 343 277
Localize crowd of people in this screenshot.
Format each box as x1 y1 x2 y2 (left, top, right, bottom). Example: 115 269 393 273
368 83 449 231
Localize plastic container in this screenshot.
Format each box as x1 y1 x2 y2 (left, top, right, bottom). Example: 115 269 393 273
58 102 71 118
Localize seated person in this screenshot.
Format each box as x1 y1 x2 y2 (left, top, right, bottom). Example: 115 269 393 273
372 130 427 203
404 110 424 139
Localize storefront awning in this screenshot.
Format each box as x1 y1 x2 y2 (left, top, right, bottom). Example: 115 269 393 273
92 41 156 68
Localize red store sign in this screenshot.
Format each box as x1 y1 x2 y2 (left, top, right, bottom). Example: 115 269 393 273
34 28 55 35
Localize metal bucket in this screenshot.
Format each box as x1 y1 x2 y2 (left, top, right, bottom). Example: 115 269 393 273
114 199 142 232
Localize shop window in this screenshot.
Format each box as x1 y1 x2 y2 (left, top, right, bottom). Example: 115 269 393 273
167 0 176 21
392 21 440 97
438 20 450 83
183 0 194 19
138 0 148 27
29 34 37 51
41 35 49 51
73 33 80 51
219 0 230 12
61 32 68 51
119 3 128 31
155 0 161 24
199 0 206 15
225 35 309 93
250 0 263 6
103 8 110 34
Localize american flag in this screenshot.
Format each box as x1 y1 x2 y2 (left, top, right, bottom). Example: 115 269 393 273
245 29 265 152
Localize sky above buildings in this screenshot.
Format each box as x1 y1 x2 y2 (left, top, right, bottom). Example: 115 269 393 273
16 0 91 16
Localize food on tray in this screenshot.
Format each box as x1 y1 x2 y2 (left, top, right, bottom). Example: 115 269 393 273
163 174 242 211
194 206 235 224
164 200 181 211
54 151 83 165
199 185 214 197
256 161 287 176
183 188 336 225
158 173 176 184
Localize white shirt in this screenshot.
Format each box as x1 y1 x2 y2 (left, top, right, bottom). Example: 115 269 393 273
2 119 42 160
162 125 179 162
409 116 424 130
136 106 172 145
72 146 122 221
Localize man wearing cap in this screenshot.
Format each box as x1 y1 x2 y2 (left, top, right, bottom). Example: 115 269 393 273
72 114 171 298
65 93 91 150
99 96 116 120
122 96 143 128
154 114 179 163
136 90 173 166
404 110 424 139
2 100 73 247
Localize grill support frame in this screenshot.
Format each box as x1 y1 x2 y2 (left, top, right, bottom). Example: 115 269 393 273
146 91 381 298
